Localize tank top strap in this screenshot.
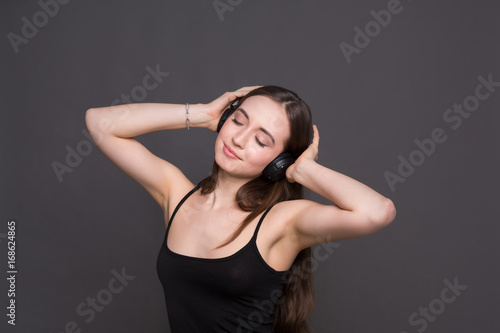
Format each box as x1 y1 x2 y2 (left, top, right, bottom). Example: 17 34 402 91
252 204 275 239
167 185 200 230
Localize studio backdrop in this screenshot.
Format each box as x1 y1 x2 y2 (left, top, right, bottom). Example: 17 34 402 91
1 0 499 332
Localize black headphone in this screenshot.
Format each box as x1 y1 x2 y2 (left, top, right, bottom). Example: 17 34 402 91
216 98 296 182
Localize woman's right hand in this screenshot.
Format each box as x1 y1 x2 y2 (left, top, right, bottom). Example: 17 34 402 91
201 86 262 132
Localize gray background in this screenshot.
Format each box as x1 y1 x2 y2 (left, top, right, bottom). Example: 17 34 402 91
1 0 499 332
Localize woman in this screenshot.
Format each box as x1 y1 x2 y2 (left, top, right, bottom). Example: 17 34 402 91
85 85 396 332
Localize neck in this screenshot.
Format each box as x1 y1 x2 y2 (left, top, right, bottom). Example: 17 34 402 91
205 170 252 210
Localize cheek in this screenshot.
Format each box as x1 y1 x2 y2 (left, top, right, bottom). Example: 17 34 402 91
216 126 232 146
214 135 222 152
218 124 230 138
246 148 276 168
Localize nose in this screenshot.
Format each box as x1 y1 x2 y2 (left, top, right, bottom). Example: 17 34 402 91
231 128 250 149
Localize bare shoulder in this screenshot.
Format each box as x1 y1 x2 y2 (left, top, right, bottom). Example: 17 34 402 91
270 199 317 221
264 199 315 240
272 196 393 249
256 199 318 270
159 165 196 220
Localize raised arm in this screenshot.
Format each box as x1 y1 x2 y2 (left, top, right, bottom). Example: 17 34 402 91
282 125 396 249
85 103 201 211
84 86 260 213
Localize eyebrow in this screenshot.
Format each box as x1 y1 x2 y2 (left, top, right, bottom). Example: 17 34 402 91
236 108 276 145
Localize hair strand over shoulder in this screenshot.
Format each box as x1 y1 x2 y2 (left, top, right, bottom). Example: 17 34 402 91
199 85 315 332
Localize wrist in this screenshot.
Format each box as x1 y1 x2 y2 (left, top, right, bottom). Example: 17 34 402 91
291 158 317 184
184 103 213 130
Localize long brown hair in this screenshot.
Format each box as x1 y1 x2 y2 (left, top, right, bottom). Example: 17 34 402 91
198 86 314 332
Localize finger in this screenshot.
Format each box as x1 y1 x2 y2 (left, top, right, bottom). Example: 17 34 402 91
312 125 319 160
223 86 264 104
312 124 320 145
220 90 249 104
237 85 263 92
233 86 263 96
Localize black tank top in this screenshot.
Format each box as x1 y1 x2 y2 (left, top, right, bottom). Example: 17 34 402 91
156 186 290 332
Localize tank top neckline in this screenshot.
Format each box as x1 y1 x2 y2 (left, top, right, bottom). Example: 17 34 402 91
164 185 286 273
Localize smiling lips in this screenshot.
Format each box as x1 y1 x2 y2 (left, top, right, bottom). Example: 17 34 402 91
223 144 241 160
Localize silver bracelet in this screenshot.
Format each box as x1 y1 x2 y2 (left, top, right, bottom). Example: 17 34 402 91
185 103 190 130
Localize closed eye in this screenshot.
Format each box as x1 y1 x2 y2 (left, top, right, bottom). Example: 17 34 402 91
232 118 243 126
255 137 266 147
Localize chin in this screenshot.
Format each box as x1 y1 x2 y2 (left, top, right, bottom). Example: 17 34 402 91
215 159 260 181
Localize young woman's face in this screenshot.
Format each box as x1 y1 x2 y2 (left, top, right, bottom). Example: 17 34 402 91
215 95 291 180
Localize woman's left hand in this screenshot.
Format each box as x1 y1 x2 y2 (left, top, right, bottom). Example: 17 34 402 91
286 125 320 183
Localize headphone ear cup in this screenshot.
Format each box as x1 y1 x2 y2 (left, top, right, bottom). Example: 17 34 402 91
262 152 296 182
217 98 240 133
217 107 234 133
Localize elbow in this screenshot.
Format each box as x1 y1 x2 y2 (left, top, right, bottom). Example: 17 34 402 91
85 108 97 131
85 108 110 145
369 198 396 230
85 108 99 137
383 198 397 225
85 107 116 139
